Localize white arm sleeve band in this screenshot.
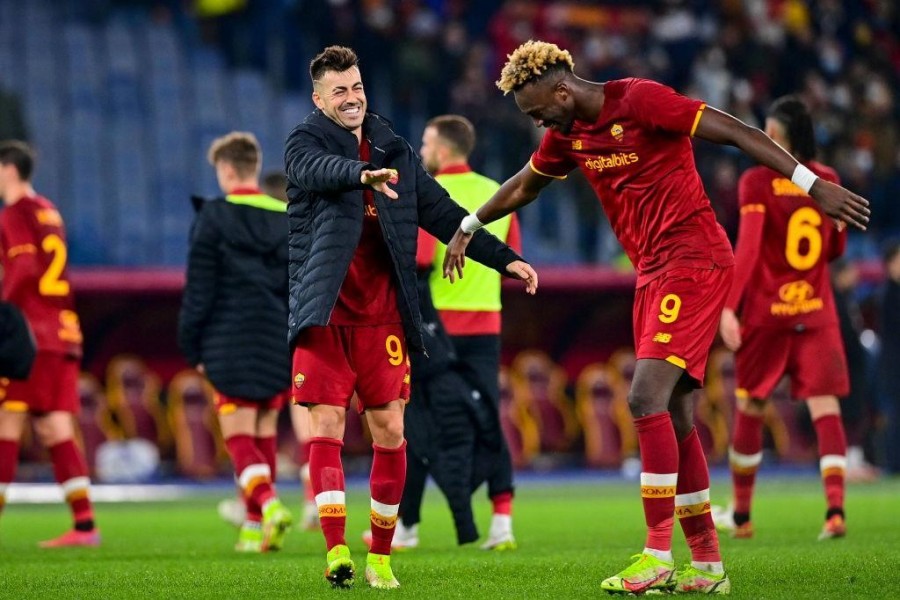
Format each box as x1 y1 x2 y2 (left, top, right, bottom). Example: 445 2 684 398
460 214 484 234
791 164 819 194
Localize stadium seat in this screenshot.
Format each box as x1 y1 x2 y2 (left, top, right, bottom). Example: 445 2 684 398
509 350 579 454
105 355 171 456
75 373 116 474
575 363 630 468
166 369 227 479
498 366 540 468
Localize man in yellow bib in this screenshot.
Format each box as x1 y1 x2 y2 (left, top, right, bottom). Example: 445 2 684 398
415 115 521 550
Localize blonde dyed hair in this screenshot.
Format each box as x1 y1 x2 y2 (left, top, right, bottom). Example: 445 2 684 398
496 40 575 95
207 131 261 179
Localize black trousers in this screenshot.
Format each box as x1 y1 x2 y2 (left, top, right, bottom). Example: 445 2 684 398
451 334 515 499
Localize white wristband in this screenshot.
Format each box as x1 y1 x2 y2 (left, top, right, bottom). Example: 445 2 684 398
460 214 484 234
791 164 818 194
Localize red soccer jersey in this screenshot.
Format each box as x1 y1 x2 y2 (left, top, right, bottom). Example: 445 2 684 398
530 78 733 287
330 138 402 326
0 194 82 356
726 161 845 329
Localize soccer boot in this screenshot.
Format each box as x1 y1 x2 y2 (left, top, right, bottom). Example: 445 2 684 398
818 514 846 541
674 565 731 594
325 544 355 588
235 522 263 553
711 504 752 539
365 552 400 589
38 529 101 548
301 500 320 531
217 497 247 528
261 499 293 551
480 531 517 551
600 553 676 594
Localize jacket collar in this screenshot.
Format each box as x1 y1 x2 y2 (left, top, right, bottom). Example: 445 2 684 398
306 109 402 158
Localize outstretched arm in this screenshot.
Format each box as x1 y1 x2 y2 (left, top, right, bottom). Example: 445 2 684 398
442 163 553 281
694 108 870 230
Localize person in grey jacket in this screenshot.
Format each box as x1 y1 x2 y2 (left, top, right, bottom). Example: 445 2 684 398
284 45 537 590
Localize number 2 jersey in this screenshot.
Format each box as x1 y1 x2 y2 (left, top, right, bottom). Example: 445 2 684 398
0 194 82 357
725 161 845 330
530 77 733 288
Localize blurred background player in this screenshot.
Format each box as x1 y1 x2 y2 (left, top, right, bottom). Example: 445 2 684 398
285 45 535 589
714 96 851 541
415 114 520 550
0 140 99 547
877 241 900 473
443 41 869 595
178 132 293 553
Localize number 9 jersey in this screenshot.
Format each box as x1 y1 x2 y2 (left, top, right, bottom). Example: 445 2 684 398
0 194 82 357
726 162 846 331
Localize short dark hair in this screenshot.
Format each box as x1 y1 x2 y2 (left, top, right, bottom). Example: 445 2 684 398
207 131 261 179
310 46 359 82
0 140 35 181
768 95 816 163
261 170 288 202
426 115 476 158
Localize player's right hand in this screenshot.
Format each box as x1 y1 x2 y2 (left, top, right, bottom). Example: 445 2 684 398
719 308 742 352
361 168 399 200
443 228 473 283
810 178 869 231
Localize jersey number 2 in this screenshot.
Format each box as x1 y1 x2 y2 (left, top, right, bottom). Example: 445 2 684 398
785 207 822 271
39 234 70 297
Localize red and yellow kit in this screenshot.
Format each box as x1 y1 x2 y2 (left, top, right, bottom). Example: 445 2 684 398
291 137 410 410
0 194 82 413
531 78 734 383
728 162 849 399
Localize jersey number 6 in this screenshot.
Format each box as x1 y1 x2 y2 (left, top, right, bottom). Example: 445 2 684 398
785 207 822 271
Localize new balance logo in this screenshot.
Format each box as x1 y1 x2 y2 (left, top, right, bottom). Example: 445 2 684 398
652 332 672 344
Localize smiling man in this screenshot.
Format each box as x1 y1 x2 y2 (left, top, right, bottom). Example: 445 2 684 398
283 45 537 590
443 40 870 595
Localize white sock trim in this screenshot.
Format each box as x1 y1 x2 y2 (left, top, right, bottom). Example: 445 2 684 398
643 547 673 563
640 472 678 486
61 476 91 495
371 498 399 517
0 482 7 496
728 447 762 468
820 454 847 471
237 463 271 489
675 488 710 507
315 490 346 507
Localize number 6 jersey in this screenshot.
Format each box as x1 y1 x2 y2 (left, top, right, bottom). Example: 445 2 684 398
726 162 845 330
0 194 82 357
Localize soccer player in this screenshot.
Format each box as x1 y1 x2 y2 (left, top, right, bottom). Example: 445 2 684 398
417 114 520 550
714 96 851 541
178 132 293 553
443 41 869 595
0 140 100 547
284 46 537 589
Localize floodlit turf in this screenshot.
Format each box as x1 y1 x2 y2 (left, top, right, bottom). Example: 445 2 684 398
2 477 898 599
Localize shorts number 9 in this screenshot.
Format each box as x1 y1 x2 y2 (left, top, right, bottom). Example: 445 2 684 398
385 335 404 366
658 294 682 324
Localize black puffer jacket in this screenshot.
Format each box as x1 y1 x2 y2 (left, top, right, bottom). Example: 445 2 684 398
284 110 521 351
177 194 291 400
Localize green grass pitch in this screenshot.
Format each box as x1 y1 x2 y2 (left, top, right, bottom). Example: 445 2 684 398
2 477 898 599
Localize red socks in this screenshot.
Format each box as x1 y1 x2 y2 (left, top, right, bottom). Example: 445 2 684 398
635 412 678 555
225 434 276 521
814 414 847 516
368 441 407 555
309 437 346 550
49 440 95 530
491 491 513 516
729 410 763 523
0 439 19 515
676 428 721 564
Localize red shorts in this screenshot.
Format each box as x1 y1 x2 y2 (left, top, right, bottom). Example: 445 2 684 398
291 324 411 413
213 388 290 415
735 324 849 400
633 265 733 386
0 352 80 414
